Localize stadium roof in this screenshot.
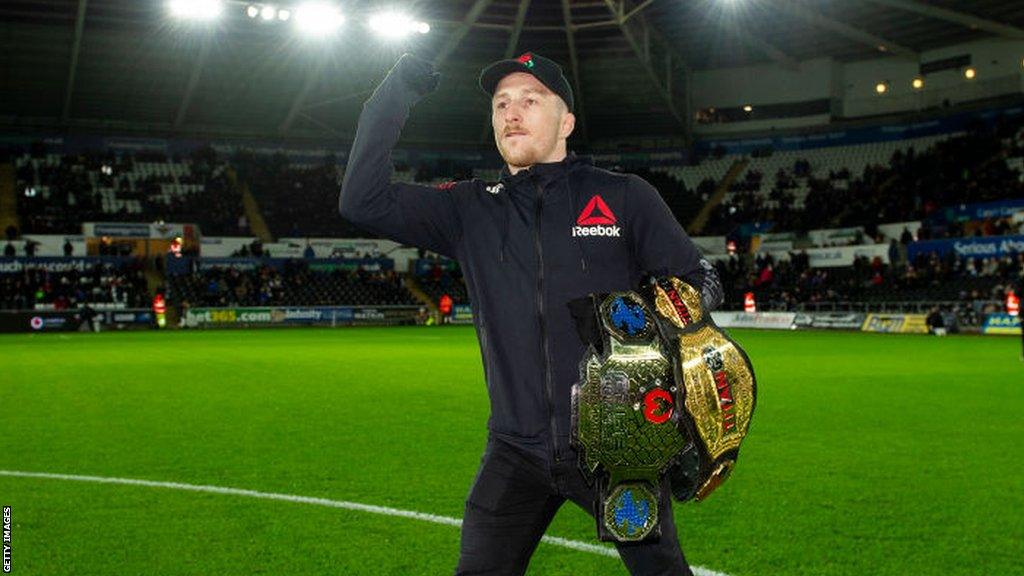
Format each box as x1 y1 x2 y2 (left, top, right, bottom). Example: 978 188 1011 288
2 0 1023 148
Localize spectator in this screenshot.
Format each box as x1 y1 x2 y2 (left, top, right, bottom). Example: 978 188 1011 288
926 307 947 336
438 293 453 324
165 260 418 308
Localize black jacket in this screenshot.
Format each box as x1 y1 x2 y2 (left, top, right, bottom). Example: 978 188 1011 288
340 56 722 462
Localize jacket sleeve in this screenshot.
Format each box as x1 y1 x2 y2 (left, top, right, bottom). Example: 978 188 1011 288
339 55 462 258
626 174 724 311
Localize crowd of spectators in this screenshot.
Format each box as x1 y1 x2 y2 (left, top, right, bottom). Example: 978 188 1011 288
0 261 148 311
416 259 469 306
232 150 480 239
167 259 417 308
231 152 356 239
702 116 1024 237
411 246 1021 324
631 168 709 228
156 147 244 236
5 117 1023 323
717 249 1023 324
15 147 243 236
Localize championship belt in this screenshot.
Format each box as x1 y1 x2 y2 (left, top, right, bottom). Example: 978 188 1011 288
569 277 756 542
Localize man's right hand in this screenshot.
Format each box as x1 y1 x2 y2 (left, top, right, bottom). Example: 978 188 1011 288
383 53 440 105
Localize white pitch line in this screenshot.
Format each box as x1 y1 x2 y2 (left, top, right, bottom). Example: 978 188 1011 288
0 469 732 576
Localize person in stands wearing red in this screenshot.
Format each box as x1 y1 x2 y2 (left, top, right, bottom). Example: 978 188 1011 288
438 293 453 325
1007 282 1021 360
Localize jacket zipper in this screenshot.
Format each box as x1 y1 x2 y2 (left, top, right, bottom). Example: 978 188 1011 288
534 180 560 462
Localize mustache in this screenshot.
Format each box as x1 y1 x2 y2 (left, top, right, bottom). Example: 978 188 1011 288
502 127 529 136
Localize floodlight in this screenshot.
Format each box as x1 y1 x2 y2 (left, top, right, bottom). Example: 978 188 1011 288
167 0 224 20
369 12 412 38
246 5 259 18
742 105 752 113
964 67 976 80
278 9 291 21
912 77 924 90
369 12 429 38
295 2 344 36
260 5 276 20
875 82 888 94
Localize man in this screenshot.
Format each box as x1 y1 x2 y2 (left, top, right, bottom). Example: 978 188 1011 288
339 53 722 575
926 306 946 336
76 303 100 333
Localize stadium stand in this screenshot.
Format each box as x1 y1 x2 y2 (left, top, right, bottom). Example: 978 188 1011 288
3 108 1022 326
167 260 418 308
631 167 709 230
653 156 735 193
0 260 148 311
230 152 359 239
232 152 476 240
666 116 1024 238
13 147 242 236
415 260 470 306
715 250 1023 325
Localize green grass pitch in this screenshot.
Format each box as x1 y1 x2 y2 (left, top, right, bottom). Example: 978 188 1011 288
1 327 1021 575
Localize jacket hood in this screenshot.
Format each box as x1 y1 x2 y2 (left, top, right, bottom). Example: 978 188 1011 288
498 152 593 188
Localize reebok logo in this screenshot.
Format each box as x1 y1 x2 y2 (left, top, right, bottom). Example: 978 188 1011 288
577 195 616 225
572 195 621 237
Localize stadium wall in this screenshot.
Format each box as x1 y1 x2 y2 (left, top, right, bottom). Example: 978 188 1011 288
694 101 1022 155
693 58 833 107
691 38 1024 134
842 38 1024 118
0 309 154 333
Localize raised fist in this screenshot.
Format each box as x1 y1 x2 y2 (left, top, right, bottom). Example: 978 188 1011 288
390 53 440 99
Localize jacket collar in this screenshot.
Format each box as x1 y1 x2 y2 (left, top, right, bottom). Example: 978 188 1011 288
498 152 592 187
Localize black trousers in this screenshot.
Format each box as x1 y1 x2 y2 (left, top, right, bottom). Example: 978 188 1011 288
455 436 694 576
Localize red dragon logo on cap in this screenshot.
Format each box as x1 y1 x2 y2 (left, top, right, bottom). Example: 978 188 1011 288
516 52 534 68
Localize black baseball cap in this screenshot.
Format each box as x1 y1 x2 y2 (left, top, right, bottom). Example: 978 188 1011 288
479 52 575 113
